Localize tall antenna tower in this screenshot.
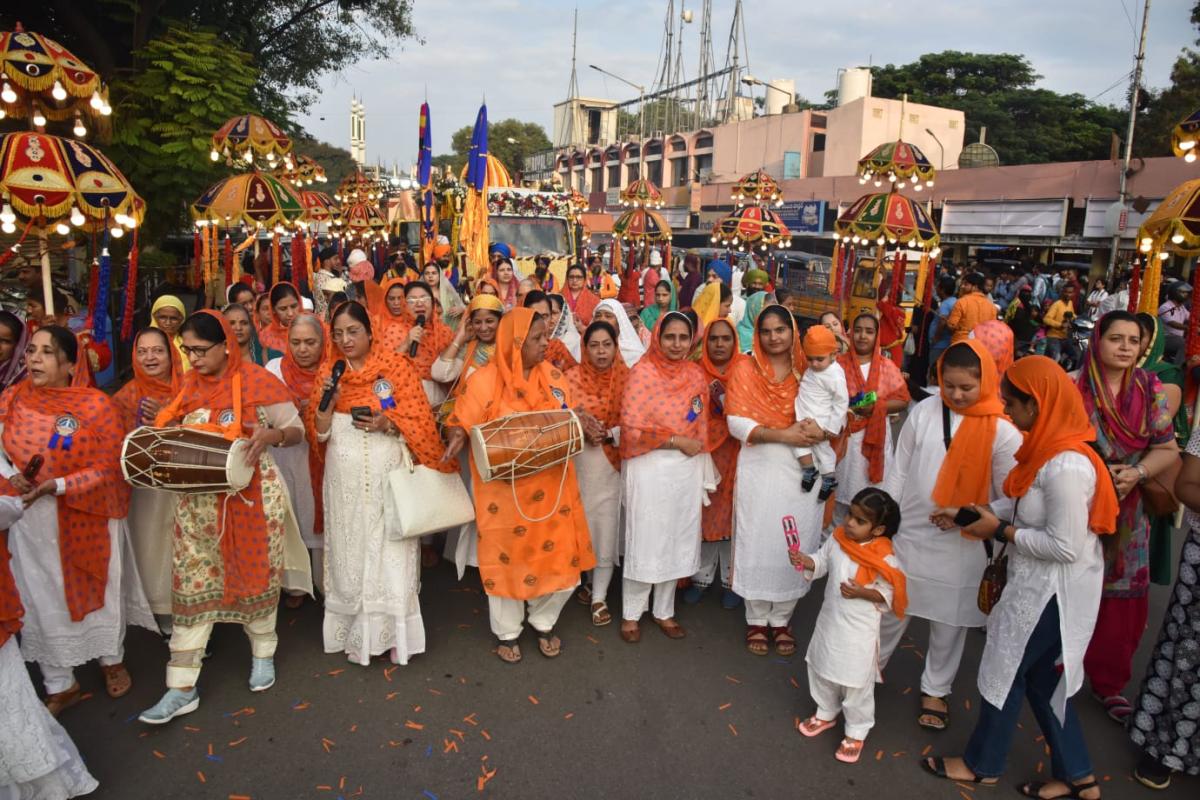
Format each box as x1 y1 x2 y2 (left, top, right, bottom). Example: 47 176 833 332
650 1 677 136
694 0 715 129
718 0 750 123
558 7 581 147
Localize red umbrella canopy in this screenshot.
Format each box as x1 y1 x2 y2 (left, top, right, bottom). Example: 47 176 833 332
711 205 792 251
299 189 340 224
619 178 663 209
612 207 671 242
334 200 387 242
190 171 305 229
274 154 327 186
731 170 783 208
0 24 108 123
210 114 293 169
335 170 381 204
834 190 940 250
857 139 936 191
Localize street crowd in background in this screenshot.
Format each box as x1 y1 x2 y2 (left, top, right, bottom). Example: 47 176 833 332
2 238 1199 799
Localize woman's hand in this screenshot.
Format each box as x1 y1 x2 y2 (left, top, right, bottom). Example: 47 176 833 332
9 473 33 495
1110 465 1140 499
674 436 703 457
932 504 999 539
20 478 57 507
355 412 394 435
139 396 163 423
244 424 282 466
314 379 338 434
784 419 825 447
788 550 814 570
447 306 465 318
441 427 467 463
399 326 425 353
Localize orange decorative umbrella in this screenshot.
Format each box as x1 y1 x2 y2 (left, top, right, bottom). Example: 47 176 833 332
190 171 305 229
0 23 109 125
857 139 936 191
274 154 327 186
711 205 792 251
299 189 340 224
619 178 663 209
731 170 783 208
333 200 387 242
210 113 293 170
834 190 939 250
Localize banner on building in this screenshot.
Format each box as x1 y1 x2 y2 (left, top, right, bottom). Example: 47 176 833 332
777 200 826 234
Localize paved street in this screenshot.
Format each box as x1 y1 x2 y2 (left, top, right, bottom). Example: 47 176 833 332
45 559 1191 799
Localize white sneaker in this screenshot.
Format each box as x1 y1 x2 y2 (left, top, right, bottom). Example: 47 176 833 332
139 688 199 725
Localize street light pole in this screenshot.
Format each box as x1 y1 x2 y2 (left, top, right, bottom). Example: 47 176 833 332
589 64 646 141
1108 0 1152 281
924 128 945 171
741 75 794 109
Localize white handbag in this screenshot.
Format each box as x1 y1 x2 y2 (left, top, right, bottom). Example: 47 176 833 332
384 444 475 541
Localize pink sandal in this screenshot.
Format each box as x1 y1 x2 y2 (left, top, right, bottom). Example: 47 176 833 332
796 715 837 738
835 737 864 763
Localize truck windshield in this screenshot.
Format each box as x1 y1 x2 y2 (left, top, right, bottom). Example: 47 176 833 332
488 216 569 256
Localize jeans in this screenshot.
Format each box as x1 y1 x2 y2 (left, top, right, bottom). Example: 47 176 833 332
963 598 1093 782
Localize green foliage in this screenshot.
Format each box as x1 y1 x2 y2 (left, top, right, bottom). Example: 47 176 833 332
1135 1 1200 156
431 153 465 173
448 119 552 175
107 27 258 241
293 136 359 192
869 51 1124 165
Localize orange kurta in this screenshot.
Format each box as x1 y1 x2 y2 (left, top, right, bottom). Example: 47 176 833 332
448 309 595 600
947 291 997 343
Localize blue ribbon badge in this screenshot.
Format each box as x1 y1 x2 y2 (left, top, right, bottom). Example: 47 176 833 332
709 380 725 417
49 414 80 451
551 387 567 409
373 378 397 410
686 395 702 423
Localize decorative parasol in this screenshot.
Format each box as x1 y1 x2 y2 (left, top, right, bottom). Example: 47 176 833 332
568 188 589 216
833 191 940 251
190 171 305 229
333 200 387 242
731 170 783 208
612 207 672 242
0 24 110 127
299 189 340 224
711 205 792 251
457 153 512 189
210 114 293 170
1137 178 1200 254
274 154 327 186
619 178 663 209
1172 109 1200 162
857 139 936 191
334 170 383 204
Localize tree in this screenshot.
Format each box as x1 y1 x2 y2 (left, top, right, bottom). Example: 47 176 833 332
293 136 359 192
1135 1 1200 157
868 51 1124 165
449 119 552 176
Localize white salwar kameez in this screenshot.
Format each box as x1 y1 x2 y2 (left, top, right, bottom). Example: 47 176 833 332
833 363 896 522
803 536 899 740
0 638 98 800
728 415 823 626
879 395 1020 698
320 413 424 666
984 452 1104 723
127 487 175 616
575 438 623 606
434 355 482 577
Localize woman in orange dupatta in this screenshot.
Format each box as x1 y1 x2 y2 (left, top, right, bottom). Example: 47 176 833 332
309 301 453 668
566 320 628 626
443 308 594 663
725 305 826 657
139 310 307 725
686 317 749 609
257 282 302 353
618 311 711 643
1 326 154 714
879 340 1021 732
113 328 182 626
563 263 600 325
265 313 328 606
923 356 1115 795
833 313 911 526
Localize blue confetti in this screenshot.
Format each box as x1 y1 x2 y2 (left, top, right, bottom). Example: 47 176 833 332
205 754 223 763
425 745 433 758
423 791 438 800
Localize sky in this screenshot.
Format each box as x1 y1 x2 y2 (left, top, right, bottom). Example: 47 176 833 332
297 0 1196 166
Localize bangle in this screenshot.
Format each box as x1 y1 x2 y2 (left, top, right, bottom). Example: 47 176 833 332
1135 463 1148 483
669 435 676 449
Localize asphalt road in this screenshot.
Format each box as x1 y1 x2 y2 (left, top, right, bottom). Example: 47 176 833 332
42 557 1192 800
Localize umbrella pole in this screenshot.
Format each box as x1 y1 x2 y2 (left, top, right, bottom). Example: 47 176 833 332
39 226 55 317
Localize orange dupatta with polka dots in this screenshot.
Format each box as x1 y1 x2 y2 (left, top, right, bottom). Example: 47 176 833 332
837 337 910 483
257 281 297 353
566 341 628 470
279 314 330 533
699 318 747 542
112 328 182 432
0 382 129 621
725 304 803 430
154 310 294 604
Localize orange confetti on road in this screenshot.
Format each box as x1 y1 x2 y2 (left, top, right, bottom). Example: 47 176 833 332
789 677 800 689
327 669 345 677
718 703 732 711
586 635 599 644
724 675 742 684
228 737 247 748
383 667 397 682
727 723 738 737
451 729 466 740
207 744 214 756
428 688 443 696
463 713 479 726
528 695 539 705
902 687 912 695
184 725 201 732
959 792 973 800
293 702 310 711
477 766 497 791
921 745 933 756
964 699 971 710
444 738 459 753
321 738 336 753
480 730 491 741
153 750 166 759
563 713 574 720
385 692 400 701
197 771 206 783
316 786 332 791
405 721 425 730
228 795 251 800
1036 761 1044 774
875 750 884 761
892 751 906 758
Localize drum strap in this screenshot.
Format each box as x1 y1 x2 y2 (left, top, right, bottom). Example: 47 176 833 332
509 458 572 523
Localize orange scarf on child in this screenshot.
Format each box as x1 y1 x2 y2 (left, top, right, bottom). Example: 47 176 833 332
833 527 907 618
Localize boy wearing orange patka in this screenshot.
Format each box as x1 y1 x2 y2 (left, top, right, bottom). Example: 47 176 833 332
794 324 849 501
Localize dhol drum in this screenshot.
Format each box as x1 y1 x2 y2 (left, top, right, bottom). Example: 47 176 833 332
469 410 584 482
121 426 254 493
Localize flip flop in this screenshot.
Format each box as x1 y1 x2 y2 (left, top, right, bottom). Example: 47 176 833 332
835 738 864 764
918 693 949 731
101 663 132 698
796 715 837 738
1018 780 1100 799
919 757 998 785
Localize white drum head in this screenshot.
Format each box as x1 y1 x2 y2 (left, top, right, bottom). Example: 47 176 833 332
468 426 494 482
226 438 254 492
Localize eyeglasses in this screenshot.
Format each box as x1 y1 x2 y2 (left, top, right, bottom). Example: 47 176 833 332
331 326 366 341
180 342 220 358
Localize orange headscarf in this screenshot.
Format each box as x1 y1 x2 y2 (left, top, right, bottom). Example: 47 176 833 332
279 313 329 533
306 308 453 474
802 324 838 357
566 321 629 470
1002 355 1119 534
396 282 456 379
257 281 300 353
698 318 748 452
0 379 129 621
725 304 803 429
833 527 908 618
367 276 409 352
113 327 182 432
448 296 504 401
973 319 1014 376
931 339 1007 514
619 311 710 460
487 308 561 412
838 316 910 483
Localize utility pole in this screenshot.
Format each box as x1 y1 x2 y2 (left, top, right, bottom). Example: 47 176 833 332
1108 0 1151 281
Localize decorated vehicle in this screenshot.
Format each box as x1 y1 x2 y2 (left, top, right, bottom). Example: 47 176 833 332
482 187 579 284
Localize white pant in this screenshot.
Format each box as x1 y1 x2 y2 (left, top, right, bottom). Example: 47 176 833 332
166 610 278 689
794 440 837 473
744 598 798 628
693 541 732 589
41 649 125 695
809 666 876 740
488 589 573 642
622 578 676 622
878 611 969 698
288 549 325 596
591 565 616 605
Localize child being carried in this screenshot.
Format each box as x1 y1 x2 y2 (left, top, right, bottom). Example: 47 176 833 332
794 324 849 500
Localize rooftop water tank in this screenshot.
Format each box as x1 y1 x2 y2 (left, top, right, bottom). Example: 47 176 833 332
837 67 872 106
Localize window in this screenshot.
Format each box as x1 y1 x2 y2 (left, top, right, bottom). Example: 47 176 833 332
646 160 663 185
591 166 603 191
812 133 826 152
671 157 689 186
694 153 712 177
607 164 620 187
694 132 713 149
587 109 602 145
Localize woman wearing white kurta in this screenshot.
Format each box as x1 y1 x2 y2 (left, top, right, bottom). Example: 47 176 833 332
1 326 154 715
566 321 628 626
619 312 712 642
881 340 1021 730
833 314 911 526
921 356 1113 799
314 302 454 666
726 305 827 656
1 497 97 798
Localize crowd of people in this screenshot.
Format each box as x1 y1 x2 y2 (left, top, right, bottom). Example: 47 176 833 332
1 241 1198 799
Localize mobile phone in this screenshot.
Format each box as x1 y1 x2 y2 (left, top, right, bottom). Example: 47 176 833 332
350 406 373 422
953 507 982 527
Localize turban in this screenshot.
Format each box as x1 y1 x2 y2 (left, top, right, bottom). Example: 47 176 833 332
706 259 732 285
488 242 513 259
743 268 769 287
318 245 337 261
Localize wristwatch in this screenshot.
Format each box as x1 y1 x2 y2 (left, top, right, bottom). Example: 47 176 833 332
993 520 1010 543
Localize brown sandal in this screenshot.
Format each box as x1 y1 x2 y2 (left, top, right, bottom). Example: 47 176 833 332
746 625 769 655
590 601 612 626
44 682 83 716
619 621 641 643
495 638 522 664
536 628 562 658
919 693 949 731
101 663 132 698
654 617 686 639
771 626 797 657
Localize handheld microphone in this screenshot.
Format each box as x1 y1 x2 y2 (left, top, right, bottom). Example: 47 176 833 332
319 360 347 413
409 314 426 358
23 454 44 482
